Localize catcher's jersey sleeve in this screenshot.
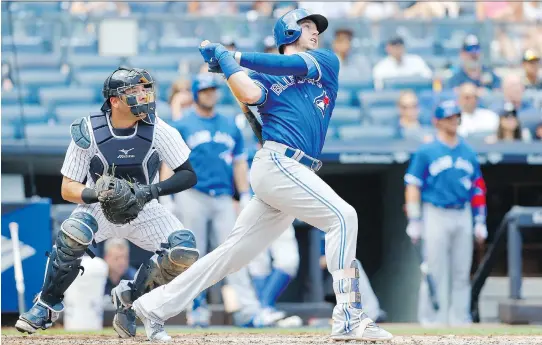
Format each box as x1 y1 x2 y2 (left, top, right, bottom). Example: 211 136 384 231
60 140 92 183
155 118 191 170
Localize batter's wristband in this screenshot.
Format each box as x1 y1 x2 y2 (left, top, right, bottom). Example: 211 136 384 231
219 54 244 80
406 202 421 220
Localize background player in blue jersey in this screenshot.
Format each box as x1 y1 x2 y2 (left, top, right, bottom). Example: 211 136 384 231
133 8 392 342
404 100 488 326
171 73 284 328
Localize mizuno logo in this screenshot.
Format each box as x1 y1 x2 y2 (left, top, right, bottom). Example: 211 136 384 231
1 236 36 273
118 148 135 159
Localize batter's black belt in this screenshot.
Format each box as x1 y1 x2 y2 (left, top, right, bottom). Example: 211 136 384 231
263 141 323 172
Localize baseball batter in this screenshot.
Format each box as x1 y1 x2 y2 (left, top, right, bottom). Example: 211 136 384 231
404 100 488 326
15 67 200 342
132 9 392 342
171 74 283 327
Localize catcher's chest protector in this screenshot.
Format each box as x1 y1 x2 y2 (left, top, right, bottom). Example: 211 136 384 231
88 112 160 184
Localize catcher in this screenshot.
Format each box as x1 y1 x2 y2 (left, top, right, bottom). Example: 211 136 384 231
15 67 199 342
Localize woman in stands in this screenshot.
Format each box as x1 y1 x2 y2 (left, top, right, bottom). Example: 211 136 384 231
485 102 532 143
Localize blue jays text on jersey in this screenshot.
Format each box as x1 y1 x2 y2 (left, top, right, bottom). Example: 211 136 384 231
173 107 245 197
404 137 484 208
248 49 340 158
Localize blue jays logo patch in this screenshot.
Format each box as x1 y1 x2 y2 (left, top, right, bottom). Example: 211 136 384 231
314 90 330 117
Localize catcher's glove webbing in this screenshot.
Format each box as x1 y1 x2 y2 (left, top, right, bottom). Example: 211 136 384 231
95 173 143 225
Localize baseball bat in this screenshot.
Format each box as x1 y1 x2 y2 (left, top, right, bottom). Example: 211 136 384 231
9 222 26 315
200 40 263 145
414 241 439 311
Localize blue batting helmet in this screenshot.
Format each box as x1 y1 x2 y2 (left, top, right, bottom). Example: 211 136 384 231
273 8 328 54
434 100 461 119
191 74 219 102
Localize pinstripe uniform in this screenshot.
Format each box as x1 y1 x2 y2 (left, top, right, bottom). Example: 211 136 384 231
61 116 190 251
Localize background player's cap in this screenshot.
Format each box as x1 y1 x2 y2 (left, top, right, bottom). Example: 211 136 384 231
191 73 220 102
434 100 461 119
274 8 328 54
387 35 404 46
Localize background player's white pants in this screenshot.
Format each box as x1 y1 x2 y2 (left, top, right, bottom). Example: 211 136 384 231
248 224 299 277
134 146 358 322
75 200 184 251
175 188 261 320
418 203 473 326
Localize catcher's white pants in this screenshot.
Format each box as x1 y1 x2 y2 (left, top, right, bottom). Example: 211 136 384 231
134 145 359 322
74 200 184 252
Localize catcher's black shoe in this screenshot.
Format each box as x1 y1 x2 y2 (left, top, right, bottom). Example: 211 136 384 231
15 299 63 334
112 288 137 338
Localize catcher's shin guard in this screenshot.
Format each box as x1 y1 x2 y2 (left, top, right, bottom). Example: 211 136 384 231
111 230 199 338
16 212 98 333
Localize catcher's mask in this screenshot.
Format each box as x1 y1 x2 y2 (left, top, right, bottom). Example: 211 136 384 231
102 67 157 125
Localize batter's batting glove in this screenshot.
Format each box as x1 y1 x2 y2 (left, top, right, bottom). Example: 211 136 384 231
474 222 488 243
406 219 422 243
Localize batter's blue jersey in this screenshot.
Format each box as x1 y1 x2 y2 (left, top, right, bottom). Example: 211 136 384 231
404 138 482 208
173 107 246 196
248 49 340 158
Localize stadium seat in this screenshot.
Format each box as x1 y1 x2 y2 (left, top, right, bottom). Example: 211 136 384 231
153 71 185 90
8 2 61 13
39 87 98 108
382 76 433 92
74 71 112 88
330 106 362 126
24 124 70 143
158 37 203 54
127 55 181 72
19 70 69 90
54 104 103 124
2 88 32 105
2 125 16 139
425 56 451 70
367 107 399 126
339 75 374 93
1 36 47 54
338 124 399 141
3 53 62 70
358 90 402 110
335 90 353 106
326 126 338 140
129 2 170 13
1 105 49 125
67 54 123 72
156 101 172 121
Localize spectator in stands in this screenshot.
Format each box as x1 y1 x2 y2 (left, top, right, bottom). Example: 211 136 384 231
535 122 542 140
349 1 399 20
397 90 433 142
485 103 532 143
401 1 460 18
263 35 278 54
103 238 137 297
372 36 433 90
221 35 237 52
2 61 13 91
298 2 354 18
448 34 501 93
169 79 193 121
521 49 542 90
187 1 238 16
332 28 371 77
457 82 499 138
69 2 130 16
497 74 535 115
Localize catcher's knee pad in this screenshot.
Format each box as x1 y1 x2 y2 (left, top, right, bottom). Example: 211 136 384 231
128 230 199 303
40 212 98 308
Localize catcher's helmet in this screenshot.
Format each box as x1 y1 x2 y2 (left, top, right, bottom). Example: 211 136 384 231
273 8 328 54
435 100 461 119
102 67 156 121
191 73 219 102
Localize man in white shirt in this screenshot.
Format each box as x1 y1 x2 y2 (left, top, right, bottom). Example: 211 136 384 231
372 36 433 89
457 82 499 137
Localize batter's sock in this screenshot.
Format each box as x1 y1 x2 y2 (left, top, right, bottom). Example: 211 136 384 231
259 269 292 308
251 276 268 302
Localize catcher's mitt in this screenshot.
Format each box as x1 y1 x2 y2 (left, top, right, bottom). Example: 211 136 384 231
95 173 142 225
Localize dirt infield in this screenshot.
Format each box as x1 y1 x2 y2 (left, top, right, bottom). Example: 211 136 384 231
3 334 542 345
2 327 542 345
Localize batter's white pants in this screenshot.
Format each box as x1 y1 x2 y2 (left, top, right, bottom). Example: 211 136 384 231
134 145 358 322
